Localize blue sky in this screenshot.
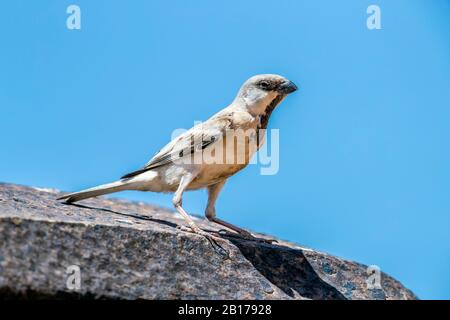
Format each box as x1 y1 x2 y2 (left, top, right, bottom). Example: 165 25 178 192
1 0 449 299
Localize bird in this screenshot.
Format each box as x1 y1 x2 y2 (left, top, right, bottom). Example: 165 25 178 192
58 74 297 242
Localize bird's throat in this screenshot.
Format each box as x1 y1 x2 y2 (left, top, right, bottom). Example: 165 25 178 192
259 94 284 129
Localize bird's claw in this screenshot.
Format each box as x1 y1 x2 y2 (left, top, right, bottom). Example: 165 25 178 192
177 225 229 258
176 225 192 232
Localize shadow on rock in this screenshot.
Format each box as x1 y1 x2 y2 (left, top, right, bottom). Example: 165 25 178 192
228 238 347 300
65 203 178 229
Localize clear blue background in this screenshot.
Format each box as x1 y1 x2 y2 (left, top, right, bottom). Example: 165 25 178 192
1 0 449 299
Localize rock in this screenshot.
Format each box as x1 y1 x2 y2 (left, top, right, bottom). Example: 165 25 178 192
0 183 416 300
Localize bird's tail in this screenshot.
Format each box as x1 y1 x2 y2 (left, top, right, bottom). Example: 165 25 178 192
57 180 132 203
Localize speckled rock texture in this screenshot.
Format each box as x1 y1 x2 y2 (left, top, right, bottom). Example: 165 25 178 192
0 183 416 300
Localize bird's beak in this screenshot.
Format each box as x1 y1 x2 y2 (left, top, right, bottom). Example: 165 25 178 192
278 80 298 94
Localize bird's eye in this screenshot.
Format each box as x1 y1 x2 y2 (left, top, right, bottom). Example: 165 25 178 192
259 81 270 89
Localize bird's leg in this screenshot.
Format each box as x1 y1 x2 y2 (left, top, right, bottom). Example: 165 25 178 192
205 181 251 236
205 181 275 243
210 217 254 237
173 174 228 256
173 173 206 233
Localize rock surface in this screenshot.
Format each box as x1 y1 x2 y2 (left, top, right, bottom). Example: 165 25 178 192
0 183 416 300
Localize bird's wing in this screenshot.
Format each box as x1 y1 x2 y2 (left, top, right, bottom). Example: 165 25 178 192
121 115 232 179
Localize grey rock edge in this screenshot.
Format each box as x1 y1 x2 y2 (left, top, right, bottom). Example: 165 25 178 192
0 183 416 300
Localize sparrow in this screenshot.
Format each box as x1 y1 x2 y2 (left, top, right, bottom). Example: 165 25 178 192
58 74 297 242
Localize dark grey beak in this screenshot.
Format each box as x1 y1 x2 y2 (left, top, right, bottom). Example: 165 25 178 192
278 80 298 94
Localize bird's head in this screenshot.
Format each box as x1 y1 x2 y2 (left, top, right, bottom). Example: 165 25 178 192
234 74 298 116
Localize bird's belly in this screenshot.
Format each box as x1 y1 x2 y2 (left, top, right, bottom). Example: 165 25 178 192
189 132 259 189
188 163 247 189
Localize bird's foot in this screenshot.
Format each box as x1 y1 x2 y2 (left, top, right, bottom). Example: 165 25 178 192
176 225 229 258
217 229 278 244
176 225 194 233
